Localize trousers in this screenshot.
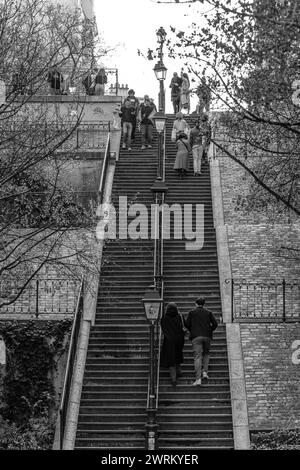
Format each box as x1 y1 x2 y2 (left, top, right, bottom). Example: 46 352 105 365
191 336 211 380
192 145 204 173
122 121 132 147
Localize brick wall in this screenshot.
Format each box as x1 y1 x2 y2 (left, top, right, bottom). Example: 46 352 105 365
216 147 300 431
227 225 300 279
218 156 297 225
240 323 300 430
0 229 99 316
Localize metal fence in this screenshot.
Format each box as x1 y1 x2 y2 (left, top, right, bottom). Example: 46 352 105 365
226 278 300 323
59 121 110 151
0 120 110 152
0 278 80 316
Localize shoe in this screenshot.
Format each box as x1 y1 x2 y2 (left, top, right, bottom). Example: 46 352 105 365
202 372 209 383
128 147 132 151
171 380 177 387
177 372 183 378
198 171 202 175
148 144 152 148
141 145 146 150
192 378 201 386
122 144 126 149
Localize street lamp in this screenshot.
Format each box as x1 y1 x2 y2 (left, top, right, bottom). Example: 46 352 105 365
142 285 163 450
153 112 167 178
154 26 168 113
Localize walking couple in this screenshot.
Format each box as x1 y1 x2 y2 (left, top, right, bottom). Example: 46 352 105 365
160 297 218 387
169 71 191 115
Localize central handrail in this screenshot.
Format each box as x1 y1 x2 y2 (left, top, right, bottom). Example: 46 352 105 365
59 276 84 449
145 124 167 449
155 126 166 409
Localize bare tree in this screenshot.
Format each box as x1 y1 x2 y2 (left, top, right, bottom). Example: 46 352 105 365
153 0 300 216
0 0 106 308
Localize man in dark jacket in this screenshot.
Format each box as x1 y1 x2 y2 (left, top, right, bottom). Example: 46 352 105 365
119 98 135 150
185 297 218 386
123 89 140 142
138 95 156 150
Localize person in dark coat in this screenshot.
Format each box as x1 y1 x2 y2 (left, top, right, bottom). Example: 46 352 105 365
185 297 218 386
160 302 185 386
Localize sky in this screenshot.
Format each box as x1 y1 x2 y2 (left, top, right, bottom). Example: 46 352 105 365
94 0 205 113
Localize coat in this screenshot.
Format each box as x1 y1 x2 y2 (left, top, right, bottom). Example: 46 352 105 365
160 312 184 368
185 306 218 340
174 138 190 171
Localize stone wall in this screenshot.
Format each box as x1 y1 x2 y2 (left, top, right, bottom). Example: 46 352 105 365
216 145 300 432
240 323 300 430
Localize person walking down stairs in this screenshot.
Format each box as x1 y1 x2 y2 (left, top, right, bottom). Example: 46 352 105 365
119 98 135 151
185 297 218 386
139 95 156 150
160 303 185 387
173 132 191 179
189 119 205 176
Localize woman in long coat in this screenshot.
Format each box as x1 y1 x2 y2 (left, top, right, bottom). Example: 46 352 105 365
160 302 185 386
174 132 191 179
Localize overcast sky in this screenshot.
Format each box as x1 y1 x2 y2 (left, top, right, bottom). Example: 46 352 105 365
94 0 204 112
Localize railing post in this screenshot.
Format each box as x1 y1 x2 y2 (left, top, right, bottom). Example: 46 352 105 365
35 279 39 318
282 278 286 322
231 278 234 323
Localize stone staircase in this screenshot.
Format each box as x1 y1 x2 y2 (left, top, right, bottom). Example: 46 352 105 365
75 114 234 450
75 132 158 449
157 114 234 449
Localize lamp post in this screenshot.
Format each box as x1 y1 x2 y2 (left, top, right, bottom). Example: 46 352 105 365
152 112 167 179
153 26 167 113
142 285 163 450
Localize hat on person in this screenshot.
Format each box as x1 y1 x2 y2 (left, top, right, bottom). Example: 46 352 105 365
177 131 187 140
195 297 205 306
128 89 135 94
176 112 184 119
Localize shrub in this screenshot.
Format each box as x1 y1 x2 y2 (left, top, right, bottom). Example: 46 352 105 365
251 428 300 450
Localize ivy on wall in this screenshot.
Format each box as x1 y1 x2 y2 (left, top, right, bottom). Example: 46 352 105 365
0 319 71 449
251 428 300 450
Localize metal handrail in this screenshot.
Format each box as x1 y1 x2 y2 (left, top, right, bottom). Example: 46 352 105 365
226 278 300 323
98 133 111 205
145 125 167 448
59 276 84 449
155 131 166 408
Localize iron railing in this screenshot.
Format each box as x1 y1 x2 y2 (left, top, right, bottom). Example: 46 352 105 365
226 278 300 323
0 120 110 151
59 121 110 151
98 132 111 204
59 277 84 449
145 126 167 449
0 278 80 316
